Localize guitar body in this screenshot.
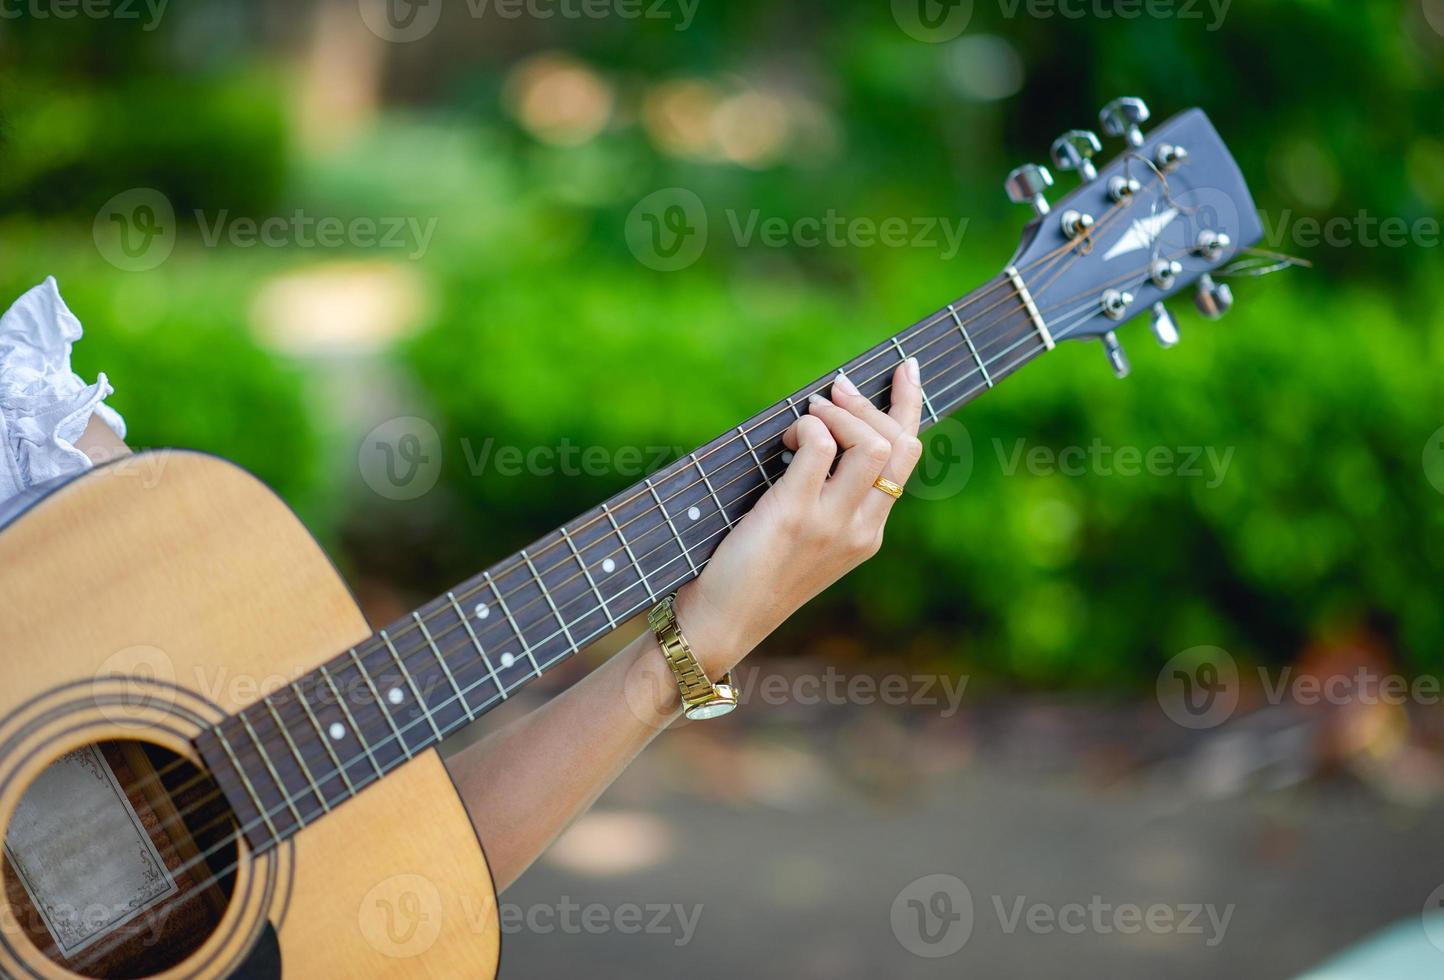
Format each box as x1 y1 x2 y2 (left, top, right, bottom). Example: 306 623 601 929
0 451 499 979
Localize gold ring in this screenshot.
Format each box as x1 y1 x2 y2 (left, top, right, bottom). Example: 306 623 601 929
872 476 904 499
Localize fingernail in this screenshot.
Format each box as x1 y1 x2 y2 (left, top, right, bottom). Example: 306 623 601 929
808 393 826 406
833 370 859 398
906 357 921 385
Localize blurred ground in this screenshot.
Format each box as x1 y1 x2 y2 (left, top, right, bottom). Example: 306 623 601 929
462 655 1444 979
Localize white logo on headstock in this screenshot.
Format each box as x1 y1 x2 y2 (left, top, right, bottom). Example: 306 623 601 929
1103 208 1179 262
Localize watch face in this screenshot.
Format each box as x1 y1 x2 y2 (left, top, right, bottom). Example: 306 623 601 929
685 701 737 721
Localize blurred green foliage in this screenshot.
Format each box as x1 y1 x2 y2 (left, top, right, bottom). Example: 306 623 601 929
1 0 1441 688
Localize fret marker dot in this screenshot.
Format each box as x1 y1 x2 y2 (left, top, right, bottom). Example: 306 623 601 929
500 652 516 668
387 688 404 706
782 451 794 464
328 722 346 741
687 506 701 521
601 558 616 574
474 603 489 620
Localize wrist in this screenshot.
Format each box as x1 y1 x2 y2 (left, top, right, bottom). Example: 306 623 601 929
671 582 744 679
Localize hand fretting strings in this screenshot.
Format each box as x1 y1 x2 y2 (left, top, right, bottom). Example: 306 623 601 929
73 165 1191 971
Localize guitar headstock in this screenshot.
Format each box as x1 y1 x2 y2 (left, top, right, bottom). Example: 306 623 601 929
1002 99 1263 377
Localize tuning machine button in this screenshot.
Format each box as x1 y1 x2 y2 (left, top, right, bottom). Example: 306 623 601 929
1194 230 1232 262
1102 331 1130 379
1193 274 1233 319
1150 303 1180 348
1155 142 1189 171
1101 288 1134 321
1150 258 1183 290
1051 130 1102 182
1099 97 1151 148
1005 163 1055 217
1108 175 1142 202
1060 209 1095 239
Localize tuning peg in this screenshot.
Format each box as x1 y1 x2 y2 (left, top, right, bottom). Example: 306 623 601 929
1050 130 1102 182
1193 274 1233 320
1102 331 1130 379
1150 302 1180 348
1005 163 1054 217
1099 97 1151 148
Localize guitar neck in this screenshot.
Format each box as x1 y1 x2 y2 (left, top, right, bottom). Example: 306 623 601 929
196 267 1048 852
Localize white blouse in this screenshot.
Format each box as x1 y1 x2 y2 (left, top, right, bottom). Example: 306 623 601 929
0 278 126 509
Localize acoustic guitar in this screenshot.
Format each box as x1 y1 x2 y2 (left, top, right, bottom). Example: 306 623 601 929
0 98 1260 978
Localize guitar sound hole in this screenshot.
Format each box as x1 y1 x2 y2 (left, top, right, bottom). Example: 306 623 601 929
2 740 241 978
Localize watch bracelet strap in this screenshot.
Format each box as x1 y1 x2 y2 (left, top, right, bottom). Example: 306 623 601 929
647 594 731 707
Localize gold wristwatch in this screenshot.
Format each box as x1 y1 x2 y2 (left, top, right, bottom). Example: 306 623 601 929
647 593 738 720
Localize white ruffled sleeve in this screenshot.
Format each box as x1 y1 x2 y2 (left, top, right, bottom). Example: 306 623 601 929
0 277 127 506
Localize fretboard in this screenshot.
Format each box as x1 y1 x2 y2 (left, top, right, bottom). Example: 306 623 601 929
196 268 1048 852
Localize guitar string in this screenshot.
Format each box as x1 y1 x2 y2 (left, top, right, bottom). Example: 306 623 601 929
67 199 1132 817
67 198 1165 844
65 158 1212 966
63 148 1196 844
66 253 1173 972
66 153 1199 881
92 210 1117 821
66 213 1175 860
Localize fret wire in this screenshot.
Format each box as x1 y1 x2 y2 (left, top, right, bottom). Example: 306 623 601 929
522 547 579 655
412 611 475 724
948 303 993 387
213 726 279 844
349 647 414 759
380 628 444 742
265 695 330 813
691 451 729 520
485 570 544 678
292 680 358 795
321 664 383 778
645 476 699 577
447 590 507 700
602 502 657 602
784 395 802 420
560 527 616 629
238 712 305 828
736 425 773 487
889 336 941 423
